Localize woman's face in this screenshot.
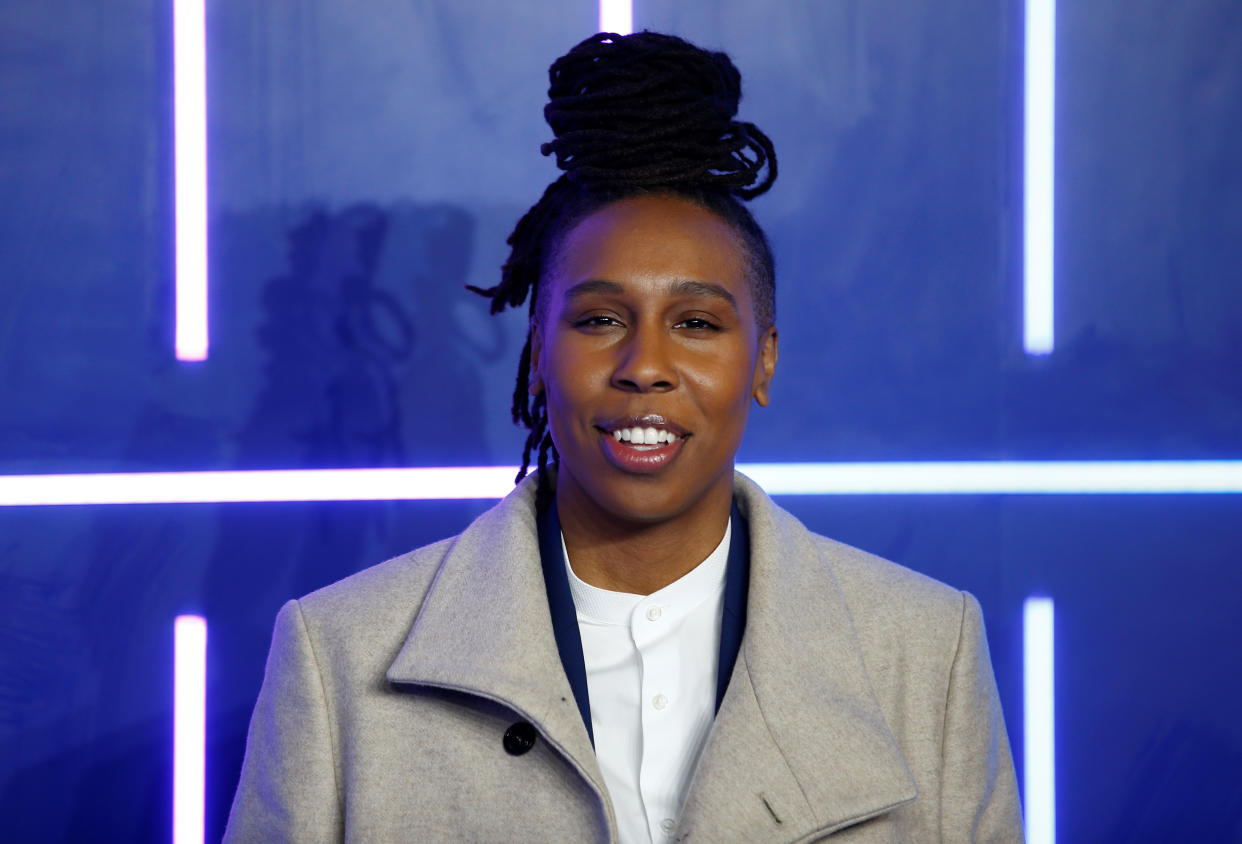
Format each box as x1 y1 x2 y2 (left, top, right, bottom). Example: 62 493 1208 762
531 193 777 528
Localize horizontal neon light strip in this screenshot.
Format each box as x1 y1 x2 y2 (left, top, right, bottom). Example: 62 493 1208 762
174 615 207 844
174 0 209 361
1024 0 1056 355
739 460 1242 494
1024 597 1056 844
2 461 1241 506
0 467 516 506
599 0 633 35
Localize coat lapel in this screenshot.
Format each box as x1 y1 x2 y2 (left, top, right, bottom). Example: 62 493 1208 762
384 477 606 802
677 475 918 841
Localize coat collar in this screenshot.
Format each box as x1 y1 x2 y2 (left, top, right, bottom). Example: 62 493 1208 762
677 474 917 840
385 474 606 800
386 472 916 842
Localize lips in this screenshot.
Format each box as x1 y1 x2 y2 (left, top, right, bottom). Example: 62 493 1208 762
595 414 689 474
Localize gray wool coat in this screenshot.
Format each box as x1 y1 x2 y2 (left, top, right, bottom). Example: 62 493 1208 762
224 472 1024 842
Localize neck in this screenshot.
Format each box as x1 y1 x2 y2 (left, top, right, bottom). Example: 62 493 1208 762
554 476 733 595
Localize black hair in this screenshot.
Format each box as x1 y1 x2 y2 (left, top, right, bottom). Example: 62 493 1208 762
466 31 778 506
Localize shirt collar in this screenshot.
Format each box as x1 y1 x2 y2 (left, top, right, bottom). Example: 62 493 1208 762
563 521 732 627
535 493 751 745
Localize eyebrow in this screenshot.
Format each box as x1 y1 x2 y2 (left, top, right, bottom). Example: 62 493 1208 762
563 278 738 311
563 279 625 300
669 279 738 309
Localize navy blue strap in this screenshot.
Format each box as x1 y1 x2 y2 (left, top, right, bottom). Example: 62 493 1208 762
537 501 594 745
716 502 750 712
537 500 752 743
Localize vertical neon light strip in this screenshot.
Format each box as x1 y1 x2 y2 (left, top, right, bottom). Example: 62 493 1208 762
1024 0 1055 354
1024 597 1055 844
174 0 209 361
599 0 633 35
1023 0 1053 352
174 615 207 844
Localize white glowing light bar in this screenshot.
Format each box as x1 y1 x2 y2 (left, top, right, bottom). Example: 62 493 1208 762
174 615 207 844
599 0 633 35
1024 597 1055 844
174 0 209 361
2 462 1242 506
1024 0 1056 355
739 461 1242 496
0 467 518 505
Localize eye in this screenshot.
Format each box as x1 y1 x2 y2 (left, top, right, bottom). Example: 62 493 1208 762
573 314 623 329
676 316 721 331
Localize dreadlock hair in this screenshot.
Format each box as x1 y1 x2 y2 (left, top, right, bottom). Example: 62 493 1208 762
466 31 778 510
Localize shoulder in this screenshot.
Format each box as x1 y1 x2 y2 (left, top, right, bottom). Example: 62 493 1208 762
289 475 542 659
734 470 969 640
806 531 980 696
297 535 458 629
809 531 968 635
266 536 460 681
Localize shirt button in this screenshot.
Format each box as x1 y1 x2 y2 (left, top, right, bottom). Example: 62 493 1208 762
652 693 669 711
660 818 676 835
646 605 662 621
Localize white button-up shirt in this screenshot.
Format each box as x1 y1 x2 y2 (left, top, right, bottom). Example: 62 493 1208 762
564 523 731 844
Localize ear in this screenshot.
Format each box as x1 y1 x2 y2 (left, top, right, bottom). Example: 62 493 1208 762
528 320 545 396
751 325 778 407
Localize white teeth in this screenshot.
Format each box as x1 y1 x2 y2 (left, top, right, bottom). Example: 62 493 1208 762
610 425 681 445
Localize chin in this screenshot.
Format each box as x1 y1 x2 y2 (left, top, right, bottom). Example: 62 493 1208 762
578 467 733 528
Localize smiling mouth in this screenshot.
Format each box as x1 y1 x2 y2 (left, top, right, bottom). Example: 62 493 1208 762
595 417 689 471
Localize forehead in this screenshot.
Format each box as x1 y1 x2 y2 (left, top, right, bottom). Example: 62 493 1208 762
546 194 751 304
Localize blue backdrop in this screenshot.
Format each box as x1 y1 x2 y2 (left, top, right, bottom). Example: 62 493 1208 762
2 1 1240 841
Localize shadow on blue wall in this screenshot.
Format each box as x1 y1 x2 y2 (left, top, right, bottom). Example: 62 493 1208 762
0 203 509 840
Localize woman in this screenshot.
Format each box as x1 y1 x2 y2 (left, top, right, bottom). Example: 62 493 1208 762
226 32 1022 842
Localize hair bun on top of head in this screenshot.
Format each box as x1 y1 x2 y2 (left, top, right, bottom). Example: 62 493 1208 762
540 31 777 200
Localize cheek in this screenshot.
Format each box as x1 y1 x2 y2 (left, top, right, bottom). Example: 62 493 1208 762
541 353 594 429
694 350 759 404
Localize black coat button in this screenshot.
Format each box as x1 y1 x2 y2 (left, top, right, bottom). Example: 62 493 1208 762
503 721 538 756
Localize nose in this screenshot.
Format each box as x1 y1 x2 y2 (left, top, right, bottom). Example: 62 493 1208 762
611 324 677 393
